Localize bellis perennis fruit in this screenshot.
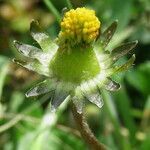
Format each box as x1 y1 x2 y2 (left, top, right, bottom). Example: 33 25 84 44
13 7 138 114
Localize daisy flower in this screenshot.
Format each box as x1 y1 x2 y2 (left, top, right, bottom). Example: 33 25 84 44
13 7 137 114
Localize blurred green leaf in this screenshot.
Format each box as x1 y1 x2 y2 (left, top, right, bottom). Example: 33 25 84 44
17 128 85 150
9 91 24 112
0 56 9 100
126 61 150 95
140 134 150 150
112 87 137 142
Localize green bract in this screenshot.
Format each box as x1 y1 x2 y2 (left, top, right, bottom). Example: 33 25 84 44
14 14 137 114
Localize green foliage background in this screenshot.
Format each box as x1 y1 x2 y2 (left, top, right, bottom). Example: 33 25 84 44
0 0 150 149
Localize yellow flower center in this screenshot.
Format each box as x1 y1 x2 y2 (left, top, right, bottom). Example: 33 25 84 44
58 7 100 47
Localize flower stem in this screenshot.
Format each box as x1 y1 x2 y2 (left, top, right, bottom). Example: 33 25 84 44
71 102 106 150
43 0 61 23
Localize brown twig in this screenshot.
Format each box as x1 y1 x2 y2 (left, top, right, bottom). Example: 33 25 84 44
71 102 107 150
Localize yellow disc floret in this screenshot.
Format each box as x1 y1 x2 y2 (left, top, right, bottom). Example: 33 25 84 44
58 7 100 47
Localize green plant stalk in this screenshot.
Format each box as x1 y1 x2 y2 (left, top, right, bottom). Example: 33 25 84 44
0 60 9 100
101 89 126 150
30 97 70 149
141 96 150 130
113 86 137 143
43 0 61 23
66 0 73 9
71 102 107 150
122 135 132 150
0 93 50 133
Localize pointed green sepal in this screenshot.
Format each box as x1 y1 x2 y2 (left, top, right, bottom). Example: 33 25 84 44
80 81 104 108
13 59 50 76
84 91 103 108
14 40 53 65
25 80 55 97
30 20 58 52
111 41 138 61
104 77 121 91
51 91 69 112
113 54 136 73
97 20 118 49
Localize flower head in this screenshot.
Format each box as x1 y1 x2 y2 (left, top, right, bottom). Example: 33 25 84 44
13 7 137 114
58 7 100 46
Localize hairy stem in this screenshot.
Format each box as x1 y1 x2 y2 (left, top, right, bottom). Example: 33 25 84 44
71 103 106 150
